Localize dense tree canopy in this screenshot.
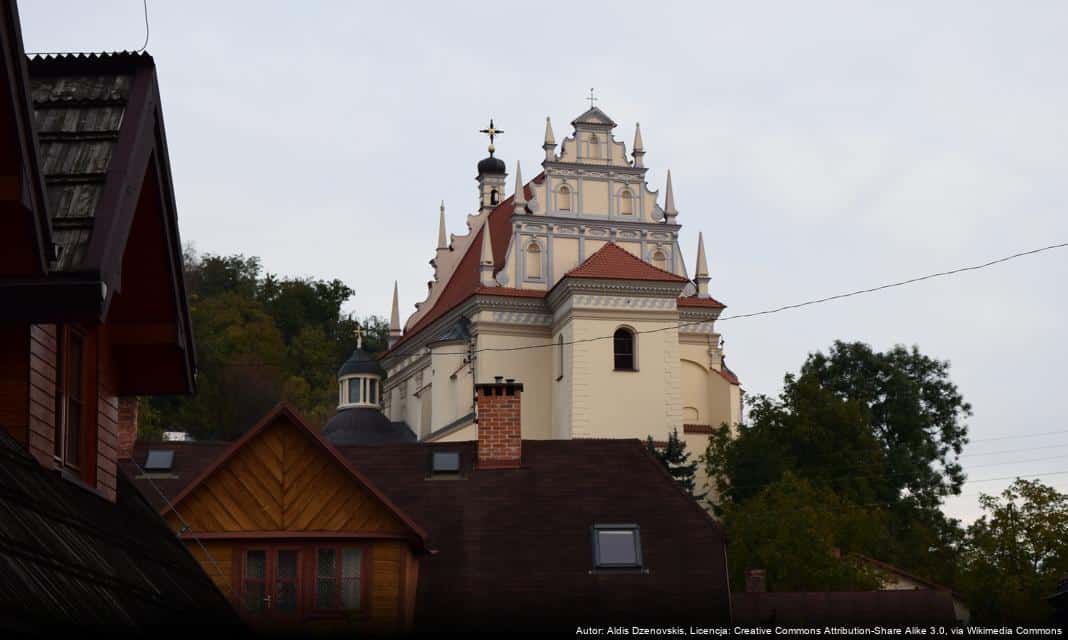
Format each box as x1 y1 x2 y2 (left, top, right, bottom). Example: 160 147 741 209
144 250 386 440
958 479 1068 623
645 428 702 498
704 341 970 590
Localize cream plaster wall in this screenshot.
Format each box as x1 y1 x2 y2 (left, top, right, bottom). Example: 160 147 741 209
474 330 554 441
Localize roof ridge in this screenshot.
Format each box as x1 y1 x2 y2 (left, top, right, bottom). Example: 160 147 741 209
564 241 688 282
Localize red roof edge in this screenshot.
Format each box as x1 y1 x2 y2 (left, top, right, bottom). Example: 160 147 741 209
564 242 689 282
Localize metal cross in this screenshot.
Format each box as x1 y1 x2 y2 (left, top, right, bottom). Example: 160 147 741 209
479 119 503 146
354 323 365 349
587 88 597 109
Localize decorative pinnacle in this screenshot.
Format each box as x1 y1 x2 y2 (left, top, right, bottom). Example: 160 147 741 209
513 161 526 208
480 118 503 156
390 282 401 334
437 201 448 250
633 122 645 168
695 232 710 298
663 170 678 220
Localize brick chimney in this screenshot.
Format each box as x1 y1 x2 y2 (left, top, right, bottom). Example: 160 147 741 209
117 397 139 459
745 569 767 593
475 377 523 469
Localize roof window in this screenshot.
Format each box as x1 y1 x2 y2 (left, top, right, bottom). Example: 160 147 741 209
144 449 174 472
430 451 461 475
591 524 643 570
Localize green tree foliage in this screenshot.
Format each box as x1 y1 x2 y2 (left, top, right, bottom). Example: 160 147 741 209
704 341 970 590
723 473 887 591
958 479 1068 623
145 250 379 440
645 428 702 498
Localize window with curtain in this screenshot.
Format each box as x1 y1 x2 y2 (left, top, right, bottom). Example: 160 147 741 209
316 547 363 610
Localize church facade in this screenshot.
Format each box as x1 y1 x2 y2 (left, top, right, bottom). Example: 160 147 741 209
377 104 742 479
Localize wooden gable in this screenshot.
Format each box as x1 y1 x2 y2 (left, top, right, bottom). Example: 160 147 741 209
166 404 424 544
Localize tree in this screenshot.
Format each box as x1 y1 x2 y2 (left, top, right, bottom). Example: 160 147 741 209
646 428 702 498
722 473 888 592
958 479 1068 623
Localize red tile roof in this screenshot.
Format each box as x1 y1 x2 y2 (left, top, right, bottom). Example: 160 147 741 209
564 242 688 282
387 175 546 354
677 295 726 309
715 366 740 385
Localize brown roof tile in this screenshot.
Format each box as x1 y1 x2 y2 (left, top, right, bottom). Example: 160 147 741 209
565 242 689 282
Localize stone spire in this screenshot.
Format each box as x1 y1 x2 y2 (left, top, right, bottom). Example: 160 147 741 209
389 281 402 345
663 170 678 223
694 232 710 299
632 122 645 168
543 116 556 162
437 201 448 250
513 161 526 213
479 221 496 287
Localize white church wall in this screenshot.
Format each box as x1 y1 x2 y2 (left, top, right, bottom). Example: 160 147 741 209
474 330 554 441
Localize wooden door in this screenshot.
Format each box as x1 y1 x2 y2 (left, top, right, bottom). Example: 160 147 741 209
239 547 303 627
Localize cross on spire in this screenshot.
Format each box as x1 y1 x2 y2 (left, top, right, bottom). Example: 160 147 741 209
586 88 597 109
354 323 365 349
479 118 503 156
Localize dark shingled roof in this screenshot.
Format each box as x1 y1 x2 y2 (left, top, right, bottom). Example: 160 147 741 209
337 346 383 377
29 55 142 272
322 407 416 445
0 430 241 632
732 590 959 625
121 437 731 632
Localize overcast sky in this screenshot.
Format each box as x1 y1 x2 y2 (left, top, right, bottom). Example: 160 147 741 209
21 1 1068 523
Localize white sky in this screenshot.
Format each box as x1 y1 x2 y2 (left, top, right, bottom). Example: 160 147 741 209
21 1 1068 523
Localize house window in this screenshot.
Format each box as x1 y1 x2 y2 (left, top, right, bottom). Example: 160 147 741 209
592 524 643 569
525 242 542 280
244 550 268 612
316 547 363 610
275 550 298 612
613 328 635 371
620 189 634 215
558 185 571 211
55 328 86 469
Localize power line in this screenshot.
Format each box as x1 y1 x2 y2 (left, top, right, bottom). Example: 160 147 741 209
26 0 150 55
385 240 1068 361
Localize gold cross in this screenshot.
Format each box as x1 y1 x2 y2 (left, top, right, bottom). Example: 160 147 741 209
479 118 503 146
354 323 365 349
587 88 597 109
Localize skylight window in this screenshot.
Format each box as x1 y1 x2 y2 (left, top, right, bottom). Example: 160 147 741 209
591 524 642 569
144 449 174 472
431 451 461 474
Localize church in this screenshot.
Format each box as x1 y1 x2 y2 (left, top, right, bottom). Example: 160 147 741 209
325 102 742 490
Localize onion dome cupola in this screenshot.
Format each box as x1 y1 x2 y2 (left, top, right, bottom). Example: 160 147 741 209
323 324 416 445
476 118 507 213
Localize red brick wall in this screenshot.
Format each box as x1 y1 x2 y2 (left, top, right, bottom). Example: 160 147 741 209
116 396 138 460
27 324 56 466
95 326 118 501
475 381 523 469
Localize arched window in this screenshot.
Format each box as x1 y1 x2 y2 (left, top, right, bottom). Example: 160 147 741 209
651 250 667 271
525 242 542 280
613 328 635 371
558 185 572 211
620 189 634 215
490 188 499 205
589 134 601 159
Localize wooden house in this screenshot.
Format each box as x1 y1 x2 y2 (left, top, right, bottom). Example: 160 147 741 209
0 0 238 630
125 380 734 634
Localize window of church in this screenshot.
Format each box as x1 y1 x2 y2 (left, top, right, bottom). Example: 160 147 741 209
651 250 667 271
589 134 601 159
556 334 564 381
348 379 362 404
525 242 542 280
620 189 634 215
613 328 636 371
490 189 499 205
558 185 571 211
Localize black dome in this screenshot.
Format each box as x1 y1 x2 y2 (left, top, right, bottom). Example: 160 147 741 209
337 347 383 378
477 155 506 176
322 408 417 445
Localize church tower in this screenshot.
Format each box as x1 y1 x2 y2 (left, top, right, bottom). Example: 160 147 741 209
380 99 742 497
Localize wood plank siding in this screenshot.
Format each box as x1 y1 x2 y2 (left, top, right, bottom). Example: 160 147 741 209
161 412 418 632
